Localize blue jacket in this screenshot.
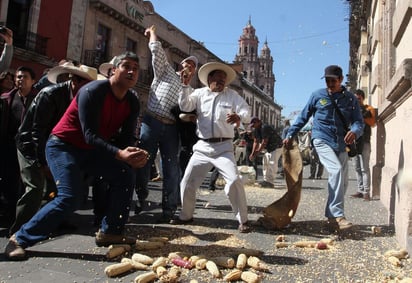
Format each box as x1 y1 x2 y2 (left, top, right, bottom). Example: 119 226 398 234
287 86 364 152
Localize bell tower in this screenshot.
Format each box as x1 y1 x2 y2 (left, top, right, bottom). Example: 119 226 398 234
258 38 275 98
234 17 275 99
234 16 260 85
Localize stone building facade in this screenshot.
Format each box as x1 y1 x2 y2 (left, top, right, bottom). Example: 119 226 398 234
0 0 281 124
348 0 412 252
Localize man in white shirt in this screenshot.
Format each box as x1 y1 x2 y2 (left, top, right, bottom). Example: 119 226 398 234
174 62 251 233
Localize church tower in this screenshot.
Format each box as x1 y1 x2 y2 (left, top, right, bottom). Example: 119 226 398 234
258 39 275 98
234 17 275 99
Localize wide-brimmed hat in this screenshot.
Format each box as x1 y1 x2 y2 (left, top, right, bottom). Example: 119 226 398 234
98 56 117 78
198 62 236 87
179 113 197 122
97 74 108 80
181 55 198 69
48 62 97 83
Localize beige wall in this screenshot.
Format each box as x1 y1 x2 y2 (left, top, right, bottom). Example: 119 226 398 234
350 0 412 251
372 0 412 250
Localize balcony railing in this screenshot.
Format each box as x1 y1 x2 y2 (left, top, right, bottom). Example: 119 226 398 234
83 50 107 68
14 31 48 55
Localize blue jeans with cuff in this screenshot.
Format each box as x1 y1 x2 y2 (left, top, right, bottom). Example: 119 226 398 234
312 138 348 219
135 114 180 217
14 136 135 247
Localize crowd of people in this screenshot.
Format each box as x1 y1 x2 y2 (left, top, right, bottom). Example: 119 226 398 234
0 24 371 260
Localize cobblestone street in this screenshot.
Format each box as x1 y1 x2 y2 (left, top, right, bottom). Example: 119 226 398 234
1 161 411 282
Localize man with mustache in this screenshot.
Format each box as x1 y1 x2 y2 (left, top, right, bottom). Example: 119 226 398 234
173 62 251 233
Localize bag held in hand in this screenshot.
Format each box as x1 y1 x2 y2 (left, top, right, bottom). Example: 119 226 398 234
346 142 357 157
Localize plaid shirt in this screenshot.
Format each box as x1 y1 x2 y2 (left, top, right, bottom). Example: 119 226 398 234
147 41 181 121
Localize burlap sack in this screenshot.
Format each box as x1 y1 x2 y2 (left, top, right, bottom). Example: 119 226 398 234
257 141 303 229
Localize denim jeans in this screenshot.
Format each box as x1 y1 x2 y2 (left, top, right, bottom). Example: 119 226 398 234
15 136 135 247
313 138 348 218
135 114 179 216
354 142 371 195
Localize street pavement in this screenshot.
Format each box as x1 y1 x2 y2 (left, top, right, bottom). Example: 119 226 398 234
0 160 411 282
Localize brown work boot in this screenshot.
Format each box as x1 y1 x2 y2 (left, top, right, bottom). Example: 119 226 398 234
335 217 353 230
95 229 136 247
350 192 363 198
5 235 26 260
328 217 353 230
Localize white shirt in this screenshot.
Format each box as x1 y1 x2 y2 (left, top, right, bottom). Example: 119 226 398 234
179 86 250 139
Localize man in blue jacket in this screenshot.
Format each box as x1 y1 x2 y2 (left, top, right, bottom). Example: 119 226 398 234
283 65 364 230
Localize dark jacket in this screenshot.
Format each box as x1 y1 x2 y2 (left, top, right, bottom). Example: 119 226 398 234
0 88 37 145
16 81 72 165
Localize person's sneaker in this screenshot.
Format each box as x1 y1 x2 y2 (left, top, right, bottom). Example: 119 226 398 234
5 235 26 260
308 175 315 179
350 192 363 198
95 230 136 247
258 181 274 188
134 200 146 215
333 217 353 230
238 222 251 233
156 214 175 224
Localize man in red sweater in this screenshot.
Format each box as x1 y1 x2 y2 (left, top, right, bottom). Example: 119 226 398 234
5 52 148 260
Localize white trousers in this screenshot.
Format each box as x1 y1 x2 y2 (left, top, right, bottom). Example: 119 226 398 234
262 148 283 184
179 140 248 224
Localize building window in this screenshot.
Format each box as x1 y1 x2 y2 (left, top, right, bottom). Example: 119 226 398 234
5 0 31 50
96 23 111 62
126 38 137 53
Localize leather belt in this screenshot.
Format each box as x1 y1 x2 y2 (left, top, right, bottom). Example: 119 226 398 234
147 111 175 125
201 137 232 143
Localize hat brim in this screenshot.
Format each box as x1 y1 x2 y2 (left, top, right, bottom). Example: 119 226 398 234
179 113 197 122
48 65 96 83
181 55 198 69
98 63 114 78
321 75 340 79
198 62 236 87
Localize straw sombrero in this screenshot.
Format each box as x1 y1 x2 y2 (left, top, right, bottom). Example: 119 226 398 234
48 62 97 83
198 62 236 87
